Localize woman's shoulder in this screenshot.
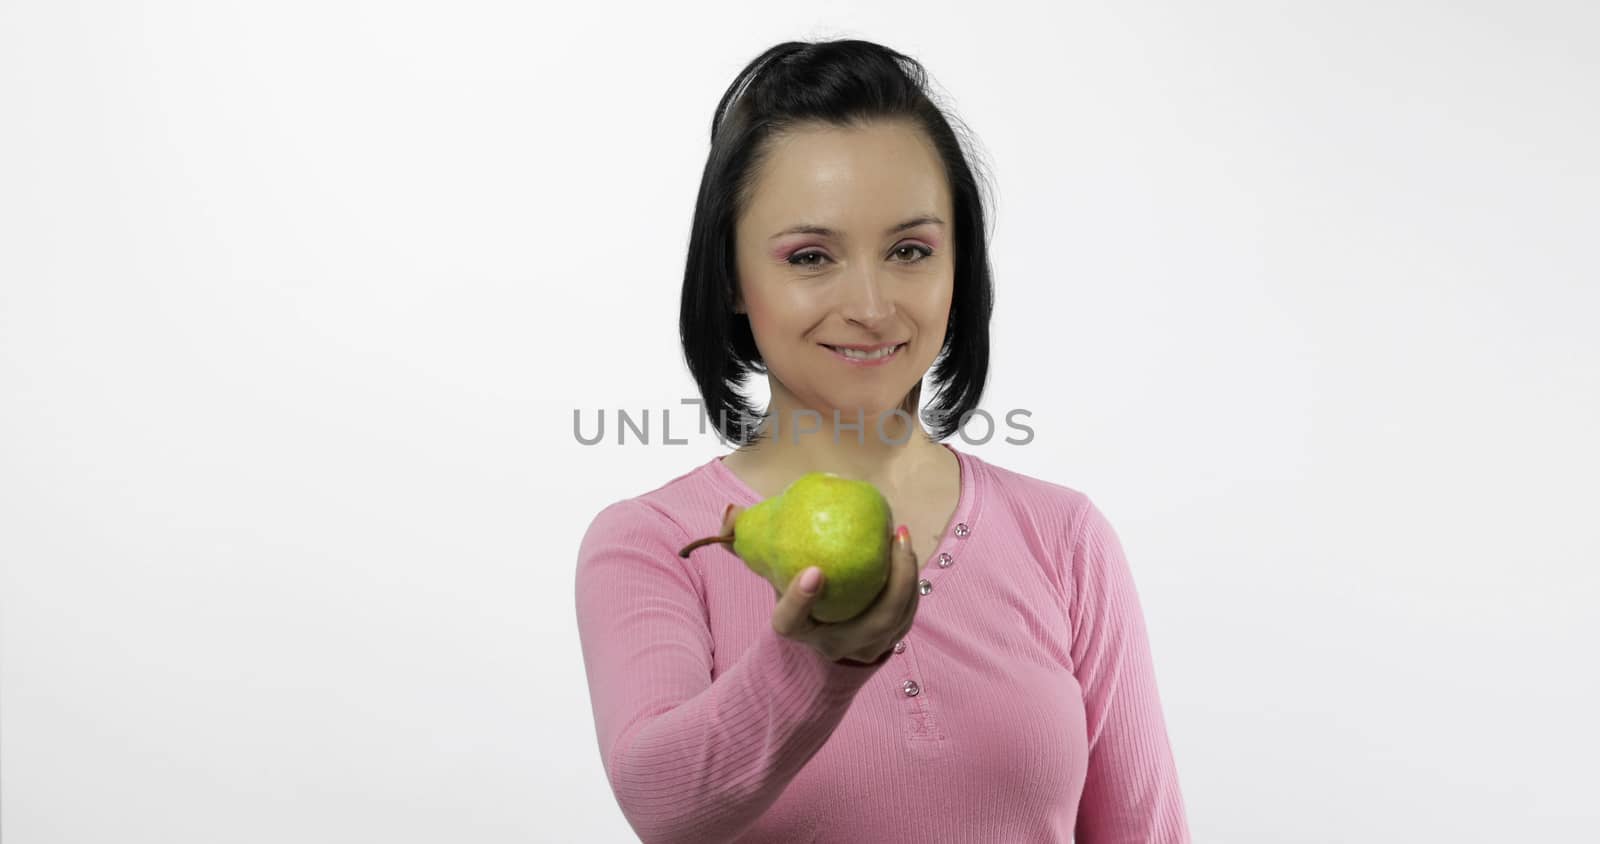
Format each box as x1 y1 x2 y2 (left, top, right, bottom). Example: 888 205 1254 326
957 448 1115 556
581 457 733 547
963 449 1095 516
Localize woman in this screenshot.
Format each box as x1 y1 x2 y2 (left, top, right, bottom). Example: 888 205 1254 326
575 39 1190 843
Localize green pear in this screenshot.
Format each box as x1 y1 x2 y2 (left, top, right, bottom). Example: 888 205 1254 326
678 472 894 623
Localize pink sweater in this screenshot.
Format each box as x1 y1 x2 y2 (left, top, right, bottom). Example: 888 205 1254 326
574 444 1190 842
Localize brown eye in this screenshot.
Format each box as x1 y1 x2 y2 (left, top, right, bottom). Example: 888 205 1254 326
788 250 827 268
894 245 934 263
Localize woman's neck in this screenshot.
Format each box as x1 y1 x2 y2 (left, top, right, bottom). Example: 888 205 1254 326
726 383 944 493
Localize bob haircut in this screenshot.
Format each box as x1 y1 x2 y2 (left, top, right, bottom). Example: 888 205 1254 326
679 38 996 447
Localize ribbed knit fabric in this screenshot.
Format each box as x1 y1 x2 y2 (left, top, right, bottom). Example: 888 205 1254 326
574 443 1190 843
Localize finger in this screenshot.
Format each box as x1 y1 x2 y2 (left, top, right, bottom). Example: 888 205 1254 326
771 566 825 638
889 526 920 627
722 504 744 536
863 525 916 623
894 581 922 640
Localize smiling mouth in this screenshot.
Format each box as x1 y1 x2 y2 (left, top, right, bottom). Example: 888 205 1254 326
821 343 907 362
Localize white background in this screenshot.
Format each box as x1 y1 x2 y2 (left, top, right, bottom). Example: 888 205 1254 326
3 2 1597 842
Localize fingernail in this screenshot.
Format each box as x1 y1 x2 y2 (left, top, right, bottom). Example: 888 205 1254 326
723 503 734 522
799 567 821 593
896 525 909 546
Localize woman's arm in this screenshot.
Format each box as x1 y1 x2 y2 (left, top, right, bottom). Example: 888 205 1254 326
574 498 880 843
1069 498 1192 843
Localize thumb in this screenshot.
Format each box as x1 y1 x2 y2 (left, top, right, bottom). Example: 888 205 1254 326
771 567 825 637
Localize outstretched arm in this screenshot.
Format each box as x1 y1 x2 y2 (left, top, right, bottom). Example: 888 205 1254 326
574 498 879 843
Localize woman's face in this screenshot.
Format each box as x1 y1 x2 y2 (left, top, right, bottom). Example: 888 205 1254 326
734 119 955 425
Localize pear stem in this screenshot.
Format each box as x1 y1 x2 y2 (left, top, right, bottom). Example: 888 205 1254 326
678 534 733 558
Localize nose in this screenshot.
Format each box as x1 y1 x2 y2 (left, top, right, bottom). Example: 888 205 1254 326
838 265 895 329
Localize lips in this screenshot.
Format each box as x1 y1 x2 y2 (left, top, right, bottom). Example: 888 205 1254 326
822 342 907 364
824 341 901 351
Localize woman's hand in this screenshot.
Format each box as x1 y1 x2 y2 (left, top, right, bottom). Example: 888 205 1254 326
721 504 921 666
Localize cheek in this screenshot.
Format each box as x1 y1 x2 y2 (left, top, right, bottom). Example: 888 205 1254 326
744 292 783 342
743 293 806 366
910 280 955 333
745 283 820 339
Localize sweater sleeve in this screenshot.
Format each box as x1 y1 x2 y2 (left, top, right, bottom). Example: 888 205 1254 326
573 498 882 843
1068 498 1192 843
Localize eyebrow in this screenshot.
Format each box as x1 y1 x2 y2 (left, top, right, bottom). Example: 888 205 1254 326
768 215 945 240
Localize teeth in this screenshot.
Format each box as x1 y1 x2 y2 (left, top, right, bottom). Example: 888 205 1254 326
833 344 900 360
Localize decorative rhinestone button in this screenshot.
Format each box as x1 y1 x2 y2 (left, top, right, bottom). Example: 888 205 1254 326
902 679 920 697
936 552 953 568
954 523 970 537
917 578 932 596
892 640 906 654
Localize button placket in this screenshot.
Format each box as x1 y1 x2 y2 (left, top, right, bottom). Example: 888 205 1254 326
891 452 971 749
920 521 968 591
894 636 941 741
894 519 971 743
902 517 967 656
921 524 966 585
